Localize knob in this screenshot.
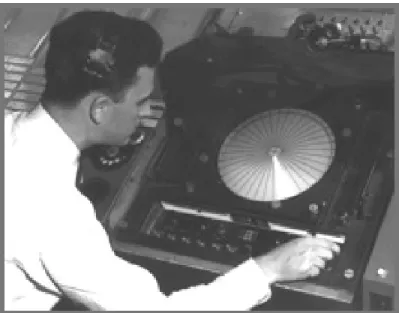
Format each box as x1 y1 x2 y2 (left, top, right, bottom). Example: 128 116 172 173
377 268 388 279
181 236 192 244
344 268 355 279
339 212 350 226
186 181 195 193
196 239 206 248
217 226 227 236
166 233 177 241
226 244 239 253
199 152 209 163
173 117 183 126
152 230 164 238
309 203 319 215
211 242 223 251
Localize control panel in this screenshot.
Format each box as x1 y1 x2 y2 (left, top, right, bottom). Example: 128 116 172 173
295 10 395 52
213 8 395 52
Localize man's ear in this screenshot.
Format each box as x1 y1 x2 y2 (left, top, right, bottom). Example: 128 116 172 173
89 95 113 125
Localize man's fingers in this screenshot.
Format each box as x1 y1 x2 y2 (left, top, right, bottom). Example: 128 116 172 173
308 266 321 277
140 118 159 128
304 237 341 254
139 106 164 119
311 257 326 269
138 99 165 119
312 247 334 261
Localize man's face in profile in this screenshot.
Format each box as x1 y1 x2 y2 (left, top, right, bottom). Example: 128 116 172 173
97 67 155 146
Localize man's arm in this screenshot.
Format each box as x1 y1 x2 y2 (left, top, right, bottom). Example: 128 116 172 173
39 192 275 311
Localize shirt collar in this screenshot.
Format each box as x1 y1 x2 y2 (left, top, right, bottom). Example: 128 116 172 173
11 104 81 167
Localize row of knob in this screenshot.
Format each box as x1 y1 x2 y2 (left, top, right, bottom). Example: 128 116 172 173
151 228 245 254
318 16 386 26
315 14 394 43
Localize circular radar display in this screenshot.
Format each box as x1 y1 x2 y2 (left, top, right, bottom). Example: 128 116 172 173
218 109 336 202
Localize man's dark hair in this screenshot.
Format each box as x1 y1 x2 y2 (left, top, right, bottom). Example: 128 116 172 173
41 10 163 107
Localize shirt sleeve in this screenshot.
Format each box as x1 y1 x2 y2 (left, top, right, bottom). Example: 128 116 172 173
39 191 274 311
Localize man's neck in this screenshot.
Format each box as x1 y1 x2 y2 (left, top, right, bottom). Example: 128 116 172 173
45 105 90 151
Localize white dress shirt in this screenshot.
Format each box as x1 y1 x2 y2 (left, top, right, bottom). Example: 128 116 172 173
5 105 276 311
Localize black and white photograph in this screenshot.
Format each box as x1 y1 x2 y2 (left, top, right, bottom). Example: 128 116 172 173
4 4 395 311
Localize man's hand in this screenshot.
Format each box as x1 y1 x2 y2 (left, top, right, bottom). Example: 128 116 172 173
254 236 340 283
138 99 165 128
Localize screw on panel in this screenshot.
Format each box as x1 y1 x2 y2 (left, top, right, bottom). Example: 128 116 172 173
354 98 362 110
199 153 209 163
309 203 319 214
377 268 388 279
271 201 281 209
344 268 354 279
342 128 352 137
173 117 183 126
186 182 195 193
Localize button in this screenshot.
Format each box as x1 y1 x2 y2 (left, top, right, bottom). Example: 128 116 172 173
344 268 354 279
254 219 268 228
196 239 206 248
216 225 228 236
244 244 253 253
199 153 209 163
200 224 208 231
186 182 195 193
377 268 388 279
181 236 192 244
170 218 179 227
226 244 239 253
242 229 258 242
309 203 319 214
173 117 183 126
166 233 177 241
211 242 223 251
271 201 281 209
341 128 352 137
152 229 164 238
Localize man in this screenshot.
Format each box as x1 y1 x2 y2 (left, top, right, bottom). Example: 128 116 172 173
5 10 339 311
